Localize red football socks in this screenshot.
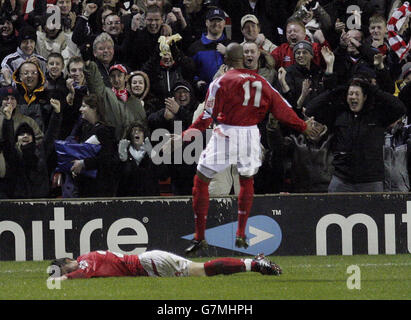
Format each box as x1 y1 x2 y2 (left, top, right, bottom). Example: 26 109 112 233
237 177 254 238
192 174 210 241
204 258 246 276
204 258 259 276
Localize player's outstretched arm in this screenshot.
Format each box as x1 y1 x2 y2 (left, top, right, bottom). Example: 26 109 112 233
303 117 327 139
52 275 68 281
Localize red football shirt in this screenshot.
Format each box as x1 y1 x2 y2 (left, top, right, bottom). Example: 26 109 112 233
270 41 329 69
65 251 147 279
186 68 306 135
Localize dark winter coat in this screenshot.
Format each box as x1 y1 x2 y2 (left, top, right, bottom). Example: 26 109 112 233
281 63 337 117
12 62 53 132
2 110 61 199
117 152 160 197
142 48 196 104
333 42 378 86
0 32 18 62
147 80 199 195
121 27 161 70
305 85 406 183
69 119 120 197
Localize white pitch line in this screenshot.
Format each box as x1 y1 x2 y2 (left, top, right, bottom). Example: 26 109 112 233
0 269 44 273
290 262 411 268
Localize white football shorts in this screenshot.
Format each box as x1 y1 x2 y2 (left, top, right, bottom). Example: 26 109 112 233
197 124 262 179
138 250 192 277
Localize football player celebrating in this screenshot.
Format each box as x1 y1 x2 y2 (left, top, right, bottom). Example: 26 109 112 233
162 43 324 254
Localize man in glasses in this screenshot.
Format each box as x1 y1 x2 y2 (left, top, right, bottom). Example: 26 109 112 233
102 13 125 49
11 60 54 133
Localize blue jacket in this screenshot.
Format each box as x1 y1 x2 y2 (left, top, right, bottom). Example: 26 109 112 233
188 33 230 85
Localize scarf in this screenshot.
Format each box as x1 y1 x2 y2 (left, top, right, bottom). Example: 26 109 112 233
129 145 146 166
387 2 411 60
112 87 128 102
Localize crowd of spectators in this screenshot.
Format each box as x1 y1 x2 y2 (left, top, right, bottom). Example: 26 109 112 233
0 0 410 199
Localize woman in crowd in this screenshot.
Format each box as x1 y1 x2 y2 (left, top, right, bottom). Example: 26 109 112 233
69 93 120 197
127 70 161 117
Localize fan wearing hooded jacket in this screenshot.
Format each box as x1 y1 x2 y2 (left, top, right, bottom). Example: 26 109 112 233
12 60 55 133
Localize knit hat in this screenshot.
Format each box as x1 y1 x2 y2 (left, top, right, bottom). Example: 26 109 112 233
400 62 411 80
0 86 18 100
241 14 259 29
15 122 35 142
293 40 313 56
18 25 37 45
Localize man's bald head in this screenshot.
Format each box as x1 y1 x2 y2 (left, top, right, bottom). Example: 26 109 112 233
225 42 244 68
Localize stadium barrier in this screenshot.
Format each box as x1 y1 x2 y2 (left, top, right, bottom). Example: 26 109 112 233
0 193 410 261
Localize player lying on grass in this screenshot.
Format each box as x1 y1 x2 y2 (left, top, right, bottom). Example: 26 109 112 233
49 250 282 280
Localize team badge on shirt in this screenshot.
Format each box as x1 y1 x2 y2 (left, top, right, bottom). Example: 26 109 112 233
205 97 215 109
79 260 89 270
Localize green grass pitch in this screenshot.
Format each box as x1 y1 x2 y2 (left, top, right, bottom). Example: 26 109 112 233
0 254 410 300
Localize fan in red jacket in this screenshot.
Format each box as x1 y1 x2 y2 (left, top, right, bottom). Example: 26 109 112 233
270 17 330 69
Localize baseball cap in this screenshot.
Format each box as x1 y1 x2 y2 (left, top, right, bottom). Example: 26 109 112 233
109 64 128 74
206 8 225 21
172 80 192 93
173 84 191 93
241 14 259 29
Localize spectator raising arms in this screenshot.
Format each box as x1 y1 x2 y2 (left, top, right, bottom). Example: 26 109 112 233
305 77 406 193
84 59 147 141
117 122 160 197
0 87 44 199
1 97 61 199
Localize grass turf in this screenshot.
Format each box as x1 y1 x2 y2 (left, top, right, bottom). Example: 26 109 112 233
0 254 410 300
